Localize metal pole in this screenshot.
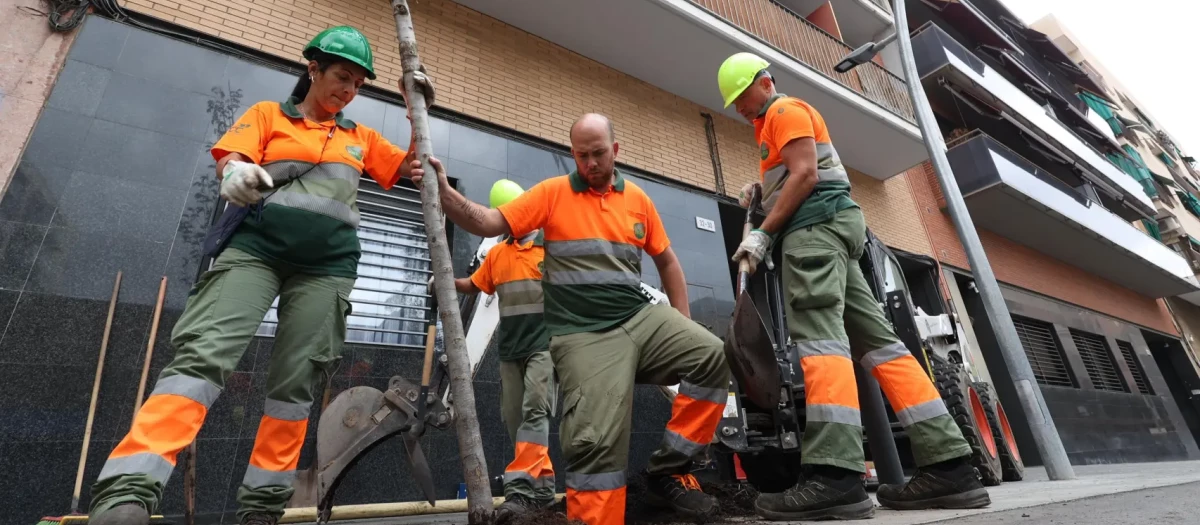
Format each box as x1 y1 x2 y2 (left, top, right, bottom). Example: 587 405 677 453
891 0 1075 479
857 364 904 485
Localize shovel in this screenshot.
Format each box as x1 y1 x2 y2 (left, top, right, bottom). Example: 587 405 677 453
723 185 781 410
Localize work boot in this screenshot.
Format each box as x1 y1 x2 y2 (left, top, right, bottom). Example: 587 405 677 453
754 465 874 521
240 512 278 525
494 494 551 524
91 502 150 525
643 471 717 517
876 456 991 510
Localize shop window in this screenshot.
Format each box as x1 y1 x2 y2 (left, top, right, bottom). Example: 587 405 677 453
1070 329 1128 392
1011 316 1075 388
1116 340 1153 395
257 178 433 348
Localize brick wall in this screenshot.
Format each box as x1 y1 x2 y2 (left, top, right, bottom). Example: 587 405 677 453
113 0 934 255
118 0 730 189
909 161 1179 334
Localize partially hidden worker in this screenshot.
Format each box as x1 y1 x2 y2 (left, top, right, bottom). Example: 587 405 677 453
411 114 731 525
441 180 558 523
88 26 436 525
717 52 991 520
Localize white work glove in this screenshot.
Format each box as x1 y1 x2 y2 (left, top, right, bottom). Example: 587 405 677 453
427 275 435 290
738 182 761 208
731 229 773 271
219 160 272 208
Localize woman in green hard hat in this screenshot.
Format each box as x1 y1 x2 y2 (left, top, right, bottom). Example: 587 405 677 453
87 26 436 525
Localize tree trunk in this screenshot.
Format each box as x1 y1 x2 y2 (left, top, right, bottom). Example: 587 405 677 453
390 2 493 524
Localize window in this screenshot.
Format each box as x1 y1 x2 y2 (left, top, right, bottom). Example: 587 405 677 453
1116 340 1153 395
1011 316 1075 387
257 178 434 349
1069 329 1127 392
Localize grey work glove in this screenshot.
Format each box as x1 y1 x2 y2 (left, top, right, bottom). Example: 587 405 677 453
399 64 436 107
731 229 775 272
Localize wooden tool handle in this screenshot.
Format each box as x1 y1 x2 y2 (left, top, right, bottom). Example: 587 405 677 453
421 324 437 387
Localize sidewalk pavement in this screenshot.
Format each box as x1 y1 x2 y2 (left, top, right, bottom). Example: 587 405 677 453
295 460 1200 525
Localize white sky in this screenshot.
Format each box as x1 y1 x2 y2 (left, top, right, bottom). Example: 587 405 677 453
998 0 1200 157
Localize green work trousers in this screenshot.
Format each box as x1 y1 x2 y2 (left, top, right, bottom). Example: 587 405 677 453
554 303 729 519
89 248 355 521
781 207 970 472
499 350 558 502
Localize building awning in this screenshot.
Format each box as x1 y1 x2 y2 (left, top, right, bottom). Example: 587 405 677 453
997 49 1059 100
1152 172 1181 191
921 0 1023 54
1007 23 1116 105
1046 95 1121 150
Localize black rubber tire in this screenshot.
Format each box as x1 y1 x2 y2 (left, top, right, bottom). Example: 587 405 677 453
737 448 803 494
931 358 1002 486
974 382 1025 482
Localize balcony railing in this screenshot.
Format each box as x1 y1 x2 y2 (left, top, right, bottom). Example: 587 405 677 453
693 0 915 123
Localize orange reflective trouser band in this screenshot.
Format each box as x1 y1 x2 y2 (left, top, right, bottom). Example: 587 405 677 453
552 304 729 525
782 208 972 471
499 351 557 502
89 248 354 519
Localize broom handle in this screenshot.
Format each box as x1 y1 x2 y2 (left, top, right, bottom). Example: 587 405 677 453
72 271 122 513
133 277 168 422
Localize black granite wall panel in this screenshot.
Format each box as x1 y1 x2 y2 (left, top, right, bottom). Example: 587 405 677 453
0 15 736 525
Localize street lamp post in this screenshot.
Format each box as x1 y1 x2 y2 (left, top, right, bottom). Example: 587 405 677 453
836 0 1075 480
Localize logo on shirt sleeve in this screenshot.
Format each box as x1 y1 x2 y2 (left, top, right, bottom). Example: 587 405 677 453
346 145 364 161
760 142 769 160
633 222 646 240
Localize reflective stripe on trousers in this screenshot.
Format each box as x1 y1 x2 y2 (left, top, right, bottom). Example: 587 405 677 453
242 398 312 489
566 471 626 525
504 429 556 491
860 342 949 427
96 374 222 484
661 381 727 457
796 340 863 428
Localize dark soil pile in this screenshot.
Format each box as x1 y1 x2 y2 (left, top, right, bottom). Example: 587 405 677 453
500 477 762 525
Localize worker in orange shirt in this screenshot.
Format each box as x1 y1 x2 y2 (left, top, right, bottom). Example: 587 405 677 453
717 52 990 520
87 26 434 525
411 114 730 525
442 180 557 523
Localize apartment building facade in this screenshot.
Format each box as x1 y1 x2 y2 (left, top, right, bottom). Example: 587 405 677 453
903 0 1200 467
0 0 1197 522
1030 14 1200 445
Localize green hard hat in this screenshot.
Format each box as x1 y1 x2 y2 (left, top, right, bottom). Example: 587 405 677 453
490 179 524 208
717 52 770 108
304 26 377 80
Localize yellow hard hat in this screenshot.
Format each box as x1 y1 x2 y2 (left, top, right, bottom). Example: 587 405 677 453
717 52 770 108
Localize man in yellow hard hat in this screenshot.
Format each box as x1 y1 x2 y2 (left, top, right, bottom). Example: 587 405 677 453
445 180 557 523
717 52 990 520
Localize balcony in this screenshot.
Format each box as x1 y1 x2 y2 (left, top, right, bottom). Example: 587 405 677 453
776 0 893 47
945 131 1200 301
909 22 1156 220
451 0 927 179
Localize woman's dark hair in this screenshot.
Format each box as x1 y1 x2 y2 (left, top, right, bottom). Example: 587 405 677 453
290 50 342 101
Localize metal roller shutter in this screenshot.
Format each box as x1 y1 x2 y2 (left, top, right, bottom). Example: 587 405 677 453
1011 316 1075 388
1116 340 1153 395
1070 329 1127 392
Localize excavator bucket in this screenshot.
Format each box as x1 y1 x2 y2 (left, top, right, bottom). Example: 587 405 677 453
288 377 451 522
725 290 779 409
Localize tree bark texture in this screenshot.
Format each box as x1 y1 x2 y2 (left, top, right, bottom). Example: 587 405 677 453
390 2 493 523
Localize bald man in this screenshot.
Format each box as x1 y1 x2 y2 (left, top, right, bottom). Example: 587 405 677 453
415 114 730 525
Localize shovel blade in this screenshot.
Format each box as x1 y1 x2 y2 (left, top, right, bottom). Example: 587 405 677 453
724 290 779 409
403 432 437 506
